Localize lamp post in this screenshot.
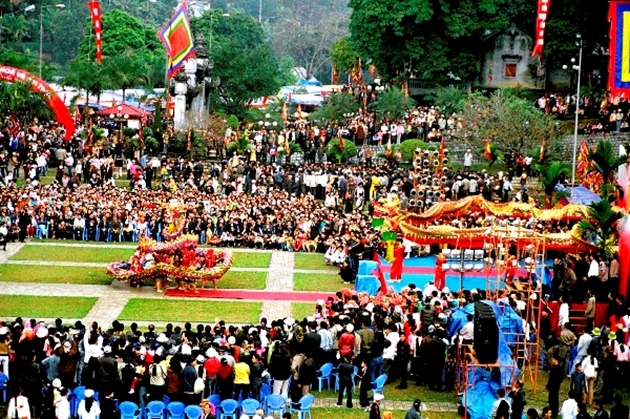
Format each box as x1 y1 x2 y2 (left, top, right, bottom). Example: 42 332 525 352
563 34 583 185
109 105 129 144
0 4 35 44
39 3 65 78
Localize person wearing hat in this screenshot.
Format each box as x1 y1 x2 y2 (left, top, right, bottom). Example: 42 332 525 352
77 389 100 419
369 393 384 419
404 399 422 419
96 346 118 395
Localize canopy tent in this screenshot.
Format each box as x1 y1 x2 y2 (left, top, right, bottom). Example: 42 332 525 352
94 103 149 119
555 185 602 205
297 77 322 86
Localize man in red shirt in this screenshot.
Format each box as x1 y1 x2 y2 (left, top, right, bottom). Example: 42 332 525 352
338 324 356 359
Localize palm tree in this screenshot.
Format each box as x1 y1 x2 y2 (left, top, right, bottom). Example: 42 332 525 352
307 92 358 126
538 161 570 208
588 139 629 185
578 198 624 257
375 86 416 122
106 50 149 101
62 58 112 118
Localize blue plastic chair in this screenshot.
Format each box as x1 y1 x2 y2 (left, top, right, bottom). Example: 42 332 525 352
71 386 87 417
265 395 286 418
146 401 166 419
240 399 260 416
372 374 388 398
289 394 314 419
259 383 271 404
317 363 334 392
209 395 221 410
166 402 186 419
119 401 142 419
219 399 239 419
184 405 203 419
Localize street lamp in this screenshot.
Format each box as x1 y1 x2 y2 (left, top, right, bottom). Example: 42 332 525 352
39 3 65 78
109 105 129 143
0 5 35 44
563 34 583 185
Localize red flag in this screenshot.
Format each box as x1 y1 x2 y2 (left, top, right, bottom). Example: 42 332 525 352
7 115 20 137
538 139 546 162
483 138 492 160
531 0 550 58
88 1 103 62
576 139 589 178
297 103 303 120
158 1 196 78
332 65 339 84
186 128 192 151
439 137 446 155
338 135 345 151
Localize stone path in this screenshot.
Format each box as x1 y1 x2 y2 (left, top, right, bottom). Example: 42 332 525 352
260 251 295 320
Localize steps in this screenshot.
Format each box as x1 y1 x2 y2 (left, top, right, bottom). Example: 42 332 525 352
569 302 588 335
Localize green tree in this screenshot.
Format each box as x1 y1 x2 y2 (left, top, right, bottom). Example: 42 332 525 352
424 87 467 116
375 86 416 122
0 81 54 122
308 92 358 126
348 0 515 82
191 10 281 116
62 58 112 109
77 9 165 88
578 199 623 257
330 36 358 72
326 138 358 163
51 8 86 65
455 89 560 157
538 161 569 208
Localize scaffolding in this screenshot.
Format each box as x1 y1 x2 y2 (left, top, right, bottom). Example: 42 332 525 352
455 229 546 413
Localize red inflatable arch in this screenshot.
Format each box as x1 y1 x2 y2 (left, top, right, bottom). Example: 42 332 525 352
0 66 75 141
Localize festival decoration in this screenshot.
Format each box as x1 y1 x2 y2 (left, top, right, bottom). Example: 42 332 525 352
106 201 233 290
0 66 76 140
531 0 551 58
608 1 630 97
106 235 234 289
158 0 196 78
87 1 103 62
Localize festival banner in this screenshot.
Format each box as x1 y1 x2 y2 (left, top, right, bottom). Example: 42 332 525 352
531 0 550 58
158 1 196 78
87 1 103 62
608 1 630 97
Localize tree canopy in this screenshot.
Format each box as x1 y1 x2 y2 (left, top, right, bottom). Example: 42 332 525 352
191 10 282 116
454 89 560 157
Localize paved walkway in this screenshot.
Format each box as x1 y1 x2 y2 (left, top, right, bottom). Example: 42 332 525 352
261 251 295 320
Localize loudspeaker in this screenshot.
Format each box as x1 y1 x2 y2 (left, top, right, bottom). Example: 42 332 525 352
473 301 499 364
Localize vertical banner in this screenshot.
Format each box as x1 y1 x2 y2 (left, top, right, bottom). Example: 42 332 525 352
531 0 550 57
88 1 103 62
608 1 630 97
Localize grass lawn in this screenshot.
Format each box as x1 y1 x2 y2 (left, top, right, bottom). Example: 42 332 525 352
0 265 112 285
119 298 261 323
294 272 341 292
213 271 266 290
293 303 315 321
294 253 335 270
311 409 455 419
0 295 96 319
36 239 137 246
316 381 460 404
11 245 134 263
231 252 271 268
